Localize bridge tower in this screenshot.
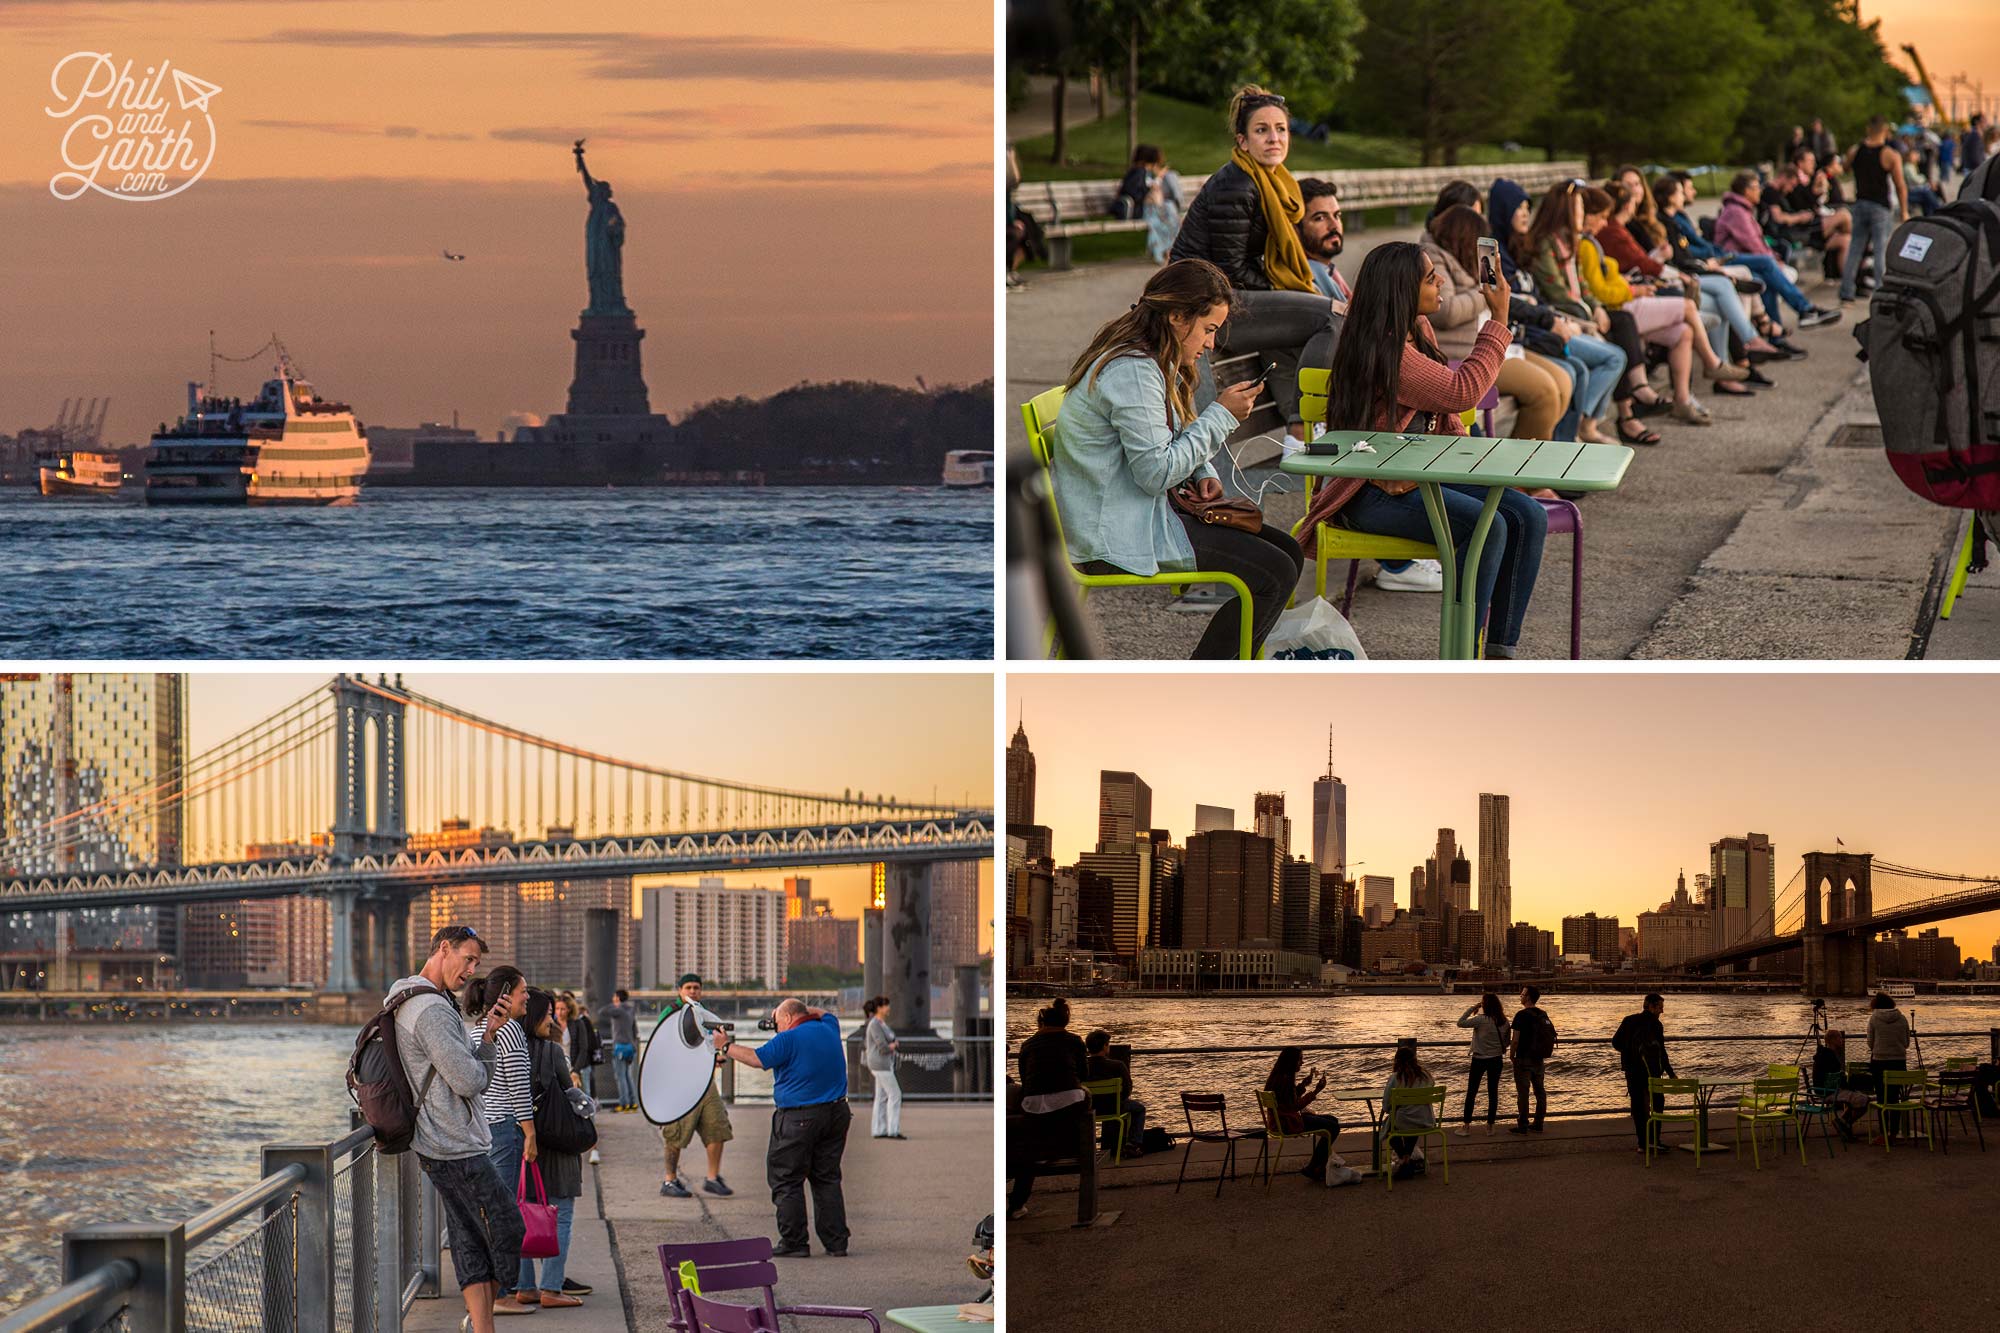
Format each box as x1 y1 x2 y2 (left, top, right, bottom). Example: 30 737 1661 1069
326 676 409 996
1801 851 1874 997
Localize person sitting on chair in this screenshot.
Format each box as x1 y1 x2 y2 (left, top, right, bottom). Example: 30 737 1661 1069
1265 1046 1341 1183
1084 1029 1146 1155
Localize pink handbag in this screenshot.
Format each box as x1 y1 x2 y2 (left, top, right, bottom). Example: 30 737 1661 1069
517 1158 559 1259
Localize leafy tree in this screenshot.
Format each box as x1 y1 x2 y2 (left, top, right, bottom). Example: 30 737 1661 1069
1143 0 1365 130
1545 0 1766 174
1731 0 1908 165
1347 0 1573 166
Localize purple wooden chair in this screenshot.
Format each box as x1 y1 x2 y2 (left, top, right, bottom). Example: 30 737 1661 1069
682 1288 779 1333
659 1238 882 1333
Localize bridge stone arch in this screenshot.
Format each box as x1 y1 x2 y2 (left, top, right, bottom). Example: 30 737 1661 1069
1802 851 1873 998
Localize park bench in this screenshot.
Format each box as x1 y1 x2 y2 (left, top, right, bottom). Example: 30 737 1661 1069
1013 161 1589 269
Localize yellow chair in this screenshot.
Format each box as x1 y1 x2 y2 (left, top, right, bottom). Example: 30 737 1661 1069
1020 385 1257 659
1253 1089 1335 1188
1872 1070 1934 1151
1290 367 1439 611
1381 1085 1450 1190
1082 1076 1132 1165
1735 1077 1806 1168
1644 1077 1703 1167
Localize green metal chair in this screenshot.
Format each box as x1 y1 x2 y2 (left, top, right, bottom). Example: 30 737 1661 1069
1020 385 1258 660
1252 1089 1335 1188
1382 1085 1449 1190
1939 517 1976 620
1735 1077 1806 1168
1082 1076 1131 1165
1872 1070 1933 1152
1794 1068 1847 1159
1741 1063 1803 1115
1644 1077 1703 1168
1290 367 1439 611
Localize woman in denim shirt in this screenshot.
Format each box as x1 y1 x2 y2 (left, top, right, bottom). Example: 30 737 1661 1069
1053 258 1303 658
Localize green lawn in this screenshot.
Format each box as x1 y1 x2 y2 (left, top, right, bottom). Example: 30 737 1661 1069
1013 92 1564 181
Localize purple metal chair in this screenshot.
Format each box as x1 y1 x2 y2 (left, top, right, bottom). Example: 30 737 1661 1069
659 1238 882 1333
682 1289 779 1333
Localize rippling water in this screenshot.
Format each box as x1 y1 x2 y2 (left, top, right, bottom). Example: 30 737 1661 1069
0 488 991 659
1007 993 2000 1121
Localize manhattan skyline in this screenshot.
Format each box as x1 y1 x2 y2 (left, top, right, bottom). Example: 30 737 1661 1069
1008 674 2000 955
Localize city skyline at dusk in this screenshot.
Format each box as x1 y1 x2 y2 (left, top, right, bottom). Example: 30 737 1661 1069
1008 674 2000 958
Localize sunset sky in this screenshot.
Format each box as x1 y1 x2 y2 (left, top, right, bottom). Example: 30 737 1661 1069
1 1 991 445
191 672 995 951
1871 0 2000 117
1009 674 2000 960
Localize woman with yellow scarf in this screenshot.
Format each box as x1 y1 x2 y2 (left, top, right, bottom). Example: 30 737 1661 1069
1169 85 1342 437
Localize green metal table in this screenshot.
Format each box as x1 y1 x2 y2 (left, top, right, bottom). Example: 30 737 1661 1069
1279 432 1635 659
888 1306 987 1331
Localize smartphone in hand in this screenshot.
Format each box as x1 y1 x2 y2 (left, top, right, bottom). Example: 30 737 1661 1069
1477 235 1501 286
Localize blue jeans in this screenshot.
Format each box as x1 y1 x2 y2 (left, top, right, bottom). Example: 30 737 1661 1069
1548 357 1582 442
1725 252 1810 319
486 1120 525 1296
1695 273 1758 348
1339 482 1546 649
1562 335 1625 420
518 1193 574 1294
613 1044 637 1108
1841 199 1895 301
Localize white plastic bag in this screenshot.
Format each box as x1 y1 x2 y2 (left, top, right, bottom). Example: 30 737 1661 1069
1266 596 1368 661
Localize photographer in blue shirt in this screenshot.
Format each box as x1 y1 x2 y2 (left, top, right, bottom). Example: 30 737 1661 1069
714 998 851 1257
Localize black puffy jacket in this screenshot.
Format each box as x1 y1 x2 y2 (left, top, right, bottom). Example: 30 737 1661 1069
1170 160 1271 291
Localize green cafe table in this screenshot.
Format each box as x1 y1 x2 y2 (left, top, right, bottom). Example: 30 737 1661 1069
888 1306 987 1331
1279 432 1635 659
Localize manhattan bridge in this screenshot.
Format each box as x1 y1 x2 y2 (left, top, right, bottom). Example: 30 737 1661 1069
0 674 992 993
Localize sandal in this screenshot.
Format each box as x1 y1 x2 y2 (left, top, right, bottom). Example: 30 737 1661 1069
1713 380 1754 396
1616 418 1661 446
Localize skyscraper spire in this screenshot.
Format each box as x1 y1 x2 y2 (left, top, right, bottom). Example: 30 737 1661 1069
1326 724 1335 779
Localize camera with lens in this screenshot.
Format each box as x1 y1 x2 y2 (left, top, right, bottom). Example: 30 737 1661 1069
756 1016 779 1031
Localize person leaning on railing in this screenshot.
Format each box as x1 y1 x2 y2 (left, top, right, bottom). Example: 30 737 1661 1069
1297 241 1547 660
1169 84 1341 436
1053 257 1304 659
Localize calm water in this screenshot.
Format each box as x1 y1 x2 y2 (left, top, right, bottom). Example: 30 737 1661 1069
0 1014 910 1300
1007 993 2000 1120
0 487 991 658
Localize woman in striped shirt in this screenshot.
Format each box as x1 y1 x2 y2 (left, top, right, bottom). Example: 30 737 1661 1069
464 966 535 1310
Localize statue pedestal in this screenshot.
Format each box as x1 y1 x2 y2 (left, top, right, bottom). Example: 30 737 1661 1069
567 313 654 417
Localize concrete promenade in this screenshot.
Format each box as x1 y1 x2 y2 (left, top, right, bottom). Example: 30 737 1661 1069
406 1103 992 1332
1010 1114 2000 1331
1008 225 1975 659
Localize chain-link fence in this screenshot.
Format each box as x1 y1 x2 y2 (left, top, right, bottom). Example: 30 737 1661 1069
185 1192 298 1333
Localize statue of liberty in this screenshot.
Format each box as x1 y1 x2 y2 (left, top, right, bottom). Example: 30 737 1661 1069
573 140 631 316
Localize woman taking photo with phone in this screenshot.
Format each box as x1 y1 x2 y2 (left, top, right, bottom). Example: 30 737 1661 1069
1264 1047 1341 1183
463 966 536 1310
1053 257 1304 659
1419 204 1573 441
1299 241 1547 659
1169 84 1340 436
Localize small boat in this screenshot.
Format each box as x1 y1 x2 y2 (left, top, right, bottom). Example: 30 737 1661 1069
941 449 993 488
37 450 124 498
1880 982 1916 999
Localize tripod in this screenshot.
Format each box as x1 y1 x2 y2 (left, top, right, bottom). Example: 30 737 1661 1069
1794 998 1831 1070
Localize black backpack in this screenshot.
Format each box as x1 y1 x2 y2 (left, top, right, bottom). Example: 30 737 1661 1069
347 984 446 1153
1859 156 2000 508
1519 1008 1558 1061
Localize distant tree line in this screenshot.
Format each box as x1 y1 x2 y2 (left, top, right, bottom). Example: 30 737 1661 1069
1020 0 1910 172
672 380 993 484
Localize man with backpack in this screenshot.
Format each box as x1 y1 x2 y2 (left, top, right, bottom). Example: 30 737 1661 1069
389 925 528 1332
1611 993 1675 1152
1508 985 1555 1134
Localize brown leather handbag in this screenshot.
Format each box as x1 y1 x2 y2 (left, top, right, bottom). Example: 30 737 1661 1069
1169 483 1264 534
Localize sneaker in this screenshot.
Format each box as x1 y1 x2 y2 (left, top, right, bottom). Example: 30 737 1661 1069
561 1279 593 1296
1375 559 1443 593
1531 1122 1546 1133
702 1177 733 1197
462 1318 474 1333
1798 306 1843 329
1453 1124 1471 1137
660 1178 692 1198
885 1133 908 1140
772 1243 811 1258
587 1149 600 1165
1508 1125 1531 1135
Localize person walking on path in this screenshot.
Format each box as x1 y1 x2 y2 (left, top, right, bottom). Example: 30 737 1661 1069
1612 993 1675 1153
1841 116 1908 306
464 967 535 1314
1866 991 1913 1143
389 926 524 1333
865 996 905 1140
510 989 585 1311
658 973 735 1198
1454 992 1510 1136
604 989 639 1111
1508 986 1555 1134
715 998 853 1257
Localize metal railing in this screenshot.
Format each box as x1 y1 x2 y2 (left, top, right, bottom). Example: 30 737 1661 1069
0 1117 441 1333
1007 1029 2000 1124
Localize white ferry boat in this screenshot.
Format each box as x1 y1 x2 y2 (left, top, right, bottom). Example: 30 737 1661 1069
37 450 124 498
145 346 368 506
941 449 993 488
1880 982 1917 999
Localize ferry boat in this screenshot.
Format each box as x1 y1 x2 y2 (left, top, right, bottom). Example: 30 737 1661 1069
145 346 368 506
37 450 124 498
1880 982 1917 999
940 449 993 488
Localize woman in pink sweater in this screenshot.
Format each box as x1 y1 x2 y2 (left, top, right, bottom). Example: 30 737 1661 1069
1299 241 1547 658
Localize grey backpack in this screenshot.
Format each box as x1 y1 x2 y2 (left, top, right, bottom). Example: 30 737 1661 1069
1860 156 2000 508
